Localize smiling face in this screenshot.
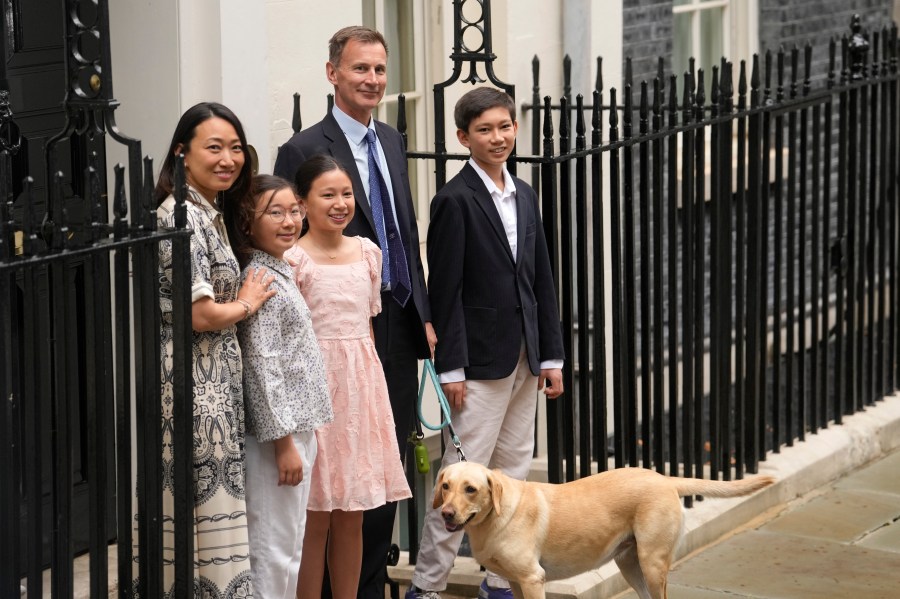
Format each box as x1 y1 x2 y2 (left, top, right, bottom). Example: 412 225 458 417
300 168 355 234
327 39 387 125
457 106 518 178
178 116 245 203
248 187 302 261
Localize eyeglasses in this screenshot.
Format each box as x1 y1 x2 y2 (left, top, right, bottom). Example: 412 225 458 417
262 208 304 223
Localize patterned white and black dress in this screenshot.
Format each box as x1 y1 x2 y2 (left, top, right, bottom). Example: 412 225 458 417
151 188 254 598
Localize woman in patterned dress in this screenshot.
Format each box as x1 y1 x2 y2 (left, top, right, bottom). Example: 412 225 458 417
286 155 411 599
155 102 275 598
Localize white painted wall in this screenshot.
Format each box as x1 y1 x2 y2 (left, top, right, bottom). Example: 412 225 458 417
109 0 272 178
265 0 363 171
109 0 622 183
221 0 271 171
428 1 622 165
107 0 180 179
177 0 224 106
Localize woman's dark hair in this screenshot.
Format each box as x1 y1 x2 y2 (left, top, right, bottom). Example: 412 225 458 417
293 154 351 237
154 102 252 208
229 174 297 267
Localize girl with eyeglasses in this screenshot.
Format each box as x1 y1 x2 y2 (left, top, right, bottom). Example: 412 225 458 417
231 174 334 599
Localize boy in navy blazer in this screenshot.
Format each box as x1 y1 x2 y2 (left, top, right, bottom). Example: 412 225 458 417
408 87 565 599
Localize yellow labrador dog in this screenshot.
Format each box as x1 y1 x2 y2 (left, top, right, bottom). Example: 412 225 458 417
433 461 774 599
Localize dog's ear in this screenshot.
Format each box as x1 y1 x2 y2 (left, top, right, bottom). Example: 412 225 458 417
431 471 446 509
487 469 503 516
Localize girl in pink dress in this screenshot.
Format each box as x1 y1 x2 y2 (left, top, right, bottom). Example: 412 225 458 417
286 155 411 599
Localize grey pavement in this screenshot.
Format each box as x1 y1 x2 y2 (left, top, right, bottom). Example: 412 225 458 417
389 393 900 599
45 394 900 599
613 446 900 599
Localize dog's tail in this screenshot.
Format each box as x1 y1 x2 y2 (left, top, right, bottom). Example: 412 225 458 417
672 475 775 499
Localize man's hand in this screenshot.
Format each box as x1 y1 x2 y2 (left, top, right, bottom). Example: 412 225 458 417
273 436 303 486
538 368 564 399
425 322 438 360
441 381 467 410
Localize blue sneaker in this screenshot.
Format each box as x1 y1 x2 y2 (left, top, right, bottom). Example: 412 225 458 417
477 580 514 599
405 586 441 599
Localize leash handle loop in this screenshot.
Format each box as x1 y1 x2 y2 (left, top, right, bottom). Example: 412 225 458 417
417 358 451 431
416 359 467 462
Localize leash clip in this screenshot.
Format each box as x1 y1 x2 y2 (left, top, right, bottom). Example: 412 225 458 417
451 434 466 462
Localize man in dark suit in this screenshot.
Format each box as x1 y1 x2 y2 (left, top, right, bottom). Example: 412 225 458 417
274 25 436 599
407 88 564 599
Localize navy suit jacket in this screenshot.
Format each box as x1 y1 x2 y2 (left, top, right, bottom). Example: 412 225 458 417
426 163 564 380
273 112 431 358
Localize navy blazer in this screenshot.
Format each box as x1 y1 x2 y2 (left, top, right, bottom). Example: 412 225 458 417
426 163 564 380
273 112 431 357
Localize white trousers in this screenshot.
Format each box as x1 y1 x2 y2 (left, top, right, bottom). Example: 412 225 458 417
245 430 317 599
411 349 538 591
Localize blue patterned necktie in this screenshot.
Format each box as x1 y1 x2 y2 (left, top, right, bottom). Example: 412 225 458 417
365 129 411 307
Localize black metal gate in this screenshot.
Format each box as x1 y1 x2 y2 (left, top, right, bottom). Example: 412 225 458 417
1 0 114 573
284 1 899 556
0 1 195 598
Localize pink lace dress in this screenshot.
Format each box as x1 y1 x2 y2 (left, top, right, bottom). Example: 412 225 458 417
287 237 411 511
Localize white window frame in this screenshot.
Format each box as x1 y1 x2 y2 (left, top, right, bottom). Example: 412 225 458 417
673 0 758 77
672 0 761 204
674 0 731 75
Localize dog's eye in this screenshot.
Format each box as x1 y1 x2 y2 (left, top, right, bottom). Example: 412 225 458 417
442 482 449 490
465 486 477 494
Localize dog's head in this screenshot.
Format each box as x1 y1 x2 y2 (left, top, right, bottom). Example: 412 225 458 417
431 462 504 533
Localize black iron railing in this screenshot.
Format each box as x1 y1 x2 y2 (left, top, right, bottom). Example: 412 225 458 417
285 8 899 558
504 18 899 487
0 1 195 597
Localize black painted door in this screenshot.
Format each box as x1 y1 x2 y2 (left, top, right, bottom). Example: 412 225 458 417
5 0 114 568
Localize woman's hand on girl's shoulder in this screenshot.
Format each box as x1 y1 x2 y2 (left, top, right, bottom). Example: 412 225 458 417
237 266 277 315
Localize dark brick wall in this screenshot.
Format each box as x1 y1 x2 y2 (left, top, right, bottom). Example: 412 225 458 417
759 0 893 84
622 1 893 89
623 0 673 89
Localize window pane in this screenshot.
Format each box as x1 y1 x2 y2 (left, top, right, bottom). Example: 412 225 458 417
383 0 415 95
673 12 693 83
385 98 418 216
362 0 375 29
673 5 726 90
699 7 724 81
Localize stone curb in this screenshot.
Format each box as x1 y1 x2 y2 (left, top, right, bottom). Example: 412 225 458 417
388 393 900 598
